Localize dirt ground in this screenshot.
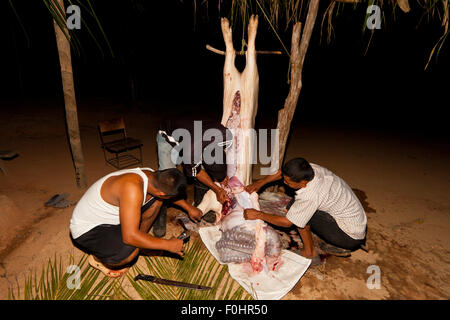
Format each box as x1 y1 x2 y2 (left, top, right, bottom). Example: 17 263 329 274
0 100 449 300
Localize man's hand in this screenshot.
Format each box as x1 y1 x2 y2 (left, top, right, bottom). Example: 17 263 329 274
166 238 184 256
215 188 229 205
244 208 261 220
245 170 283 194
245 180 263 194
188 207 202 222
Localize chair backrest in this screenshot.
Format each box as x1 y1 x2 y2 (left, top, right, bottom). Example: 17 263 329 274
98 117 127 144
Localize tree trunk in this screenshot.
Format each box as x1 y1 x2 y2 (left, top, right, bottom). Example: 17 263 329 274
53 0 87 189
276 0 320 168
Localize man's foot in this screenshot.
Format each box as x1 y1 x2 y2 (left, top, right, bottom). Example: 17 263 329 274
319 242 352 257
360 243 369 252
88 255 129 278
292 249 324 267
310 255 323 267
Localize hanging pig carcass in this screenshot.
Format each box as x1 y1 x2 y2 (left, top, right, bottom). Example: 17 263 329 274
197 16 282 273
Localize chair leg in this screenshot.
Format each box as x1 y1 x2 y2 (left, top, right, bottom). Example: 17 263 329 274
102 148 108 165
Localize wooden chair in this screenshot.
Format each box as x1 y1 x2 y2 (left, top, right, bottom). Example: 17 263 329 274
98 117 143 169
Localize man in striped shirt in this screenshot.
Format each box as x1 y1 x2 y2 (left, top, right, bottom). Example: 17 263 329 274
244 158 367 263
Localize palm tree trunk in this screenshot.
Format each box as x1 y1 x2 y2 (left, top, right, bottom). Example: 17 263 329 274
53 0 87 189
276 0 320 168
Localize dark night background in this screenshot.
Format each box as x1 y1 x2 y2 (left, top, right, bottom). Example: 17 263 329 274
1 2 450 301
0 0 448 139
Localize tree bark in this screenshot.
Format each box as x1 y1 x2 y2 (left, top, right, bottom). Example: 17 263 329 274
53 0 87 189
276 0 320 168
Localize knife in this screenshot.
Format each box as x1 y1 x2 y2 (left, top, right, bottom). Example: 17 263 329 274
133 274 211 291
177 230 190 242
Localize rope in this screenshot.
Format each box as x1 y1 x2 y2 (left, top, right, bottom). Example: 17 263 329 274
255 0 291 58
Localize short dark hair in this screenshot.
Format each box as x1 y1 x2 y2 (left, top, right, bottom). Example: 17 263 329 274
153 168 187 197
203 162 227 182
282 158 315 182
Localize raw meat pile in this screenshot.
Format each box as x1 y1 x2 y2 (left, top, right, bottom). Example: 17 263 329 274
198 176 282 273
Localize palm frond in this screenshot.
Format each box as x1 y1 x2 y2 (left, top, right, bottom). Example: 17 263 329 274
7 0 30 47
129 238 253 300
9 238 252 300
190 0 449 68
8 253 123 300
42 0 114 58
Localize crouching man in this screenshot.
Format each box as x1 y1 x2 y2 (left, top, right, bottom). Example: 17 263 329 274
70 167 187 277
244 158 367 265
153 117 233 236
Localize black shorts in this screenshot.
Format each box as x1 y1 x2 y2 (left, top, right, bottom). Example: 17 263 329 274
72 224 137 265
307 210 366 251
286 199 366 250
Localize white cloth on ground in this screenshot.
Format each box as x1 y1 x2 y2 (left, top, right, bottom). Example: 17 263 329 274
199 225 311 300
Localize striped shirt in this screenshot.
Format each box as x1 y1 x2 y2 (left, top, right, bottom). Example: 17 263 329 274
286 164 367 240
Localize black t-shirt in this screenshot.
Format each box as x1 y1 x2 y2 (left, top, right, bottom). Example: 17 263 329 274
158 117 232 177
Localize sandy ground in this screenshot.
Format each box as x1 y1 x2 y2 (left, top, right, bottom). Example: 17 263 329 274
0 100 449 300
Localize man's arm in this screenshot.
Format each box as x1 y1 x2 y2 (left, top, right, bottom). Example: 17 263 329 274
296 225 317 258
243 208 293 228
244 208 317 258
195 169 229 204
119 182 184 256
245 169 283 193
172 198 202 222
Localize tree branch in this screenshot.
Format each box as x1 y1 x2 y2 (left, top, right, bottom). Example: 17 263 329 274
206 44 282 56
276 0 320 166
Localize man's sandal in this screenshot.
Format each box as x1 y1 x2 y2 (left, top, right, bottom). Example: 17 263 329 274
54 198 75 208
44 193 69 207
319 242 352 257
292 250 324 267
88 255 129 278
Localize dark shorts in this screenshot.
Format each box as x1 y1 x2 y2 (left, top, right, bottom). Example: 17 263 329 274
285 198 366 250
307 210 366 251
72 224 137 265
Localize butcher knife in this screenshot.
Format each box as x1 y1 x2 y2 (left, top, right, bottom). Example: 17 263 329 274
133 274 211 291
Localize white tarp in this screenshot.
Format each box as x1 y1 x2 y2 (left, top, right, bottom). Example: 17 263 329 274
199 225 311 300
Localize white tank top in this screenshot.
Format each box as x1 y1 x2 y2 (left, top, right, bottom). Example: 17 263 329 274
70 167 155 239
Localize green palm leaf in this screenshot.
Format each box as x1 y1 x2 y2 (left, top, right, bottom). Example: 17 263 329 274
8 238 253 300
8 253 123 300
128 238 253 300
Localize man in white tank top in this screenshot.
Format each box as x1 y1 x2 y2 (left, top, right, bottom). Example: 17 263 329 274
70 167 187 277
